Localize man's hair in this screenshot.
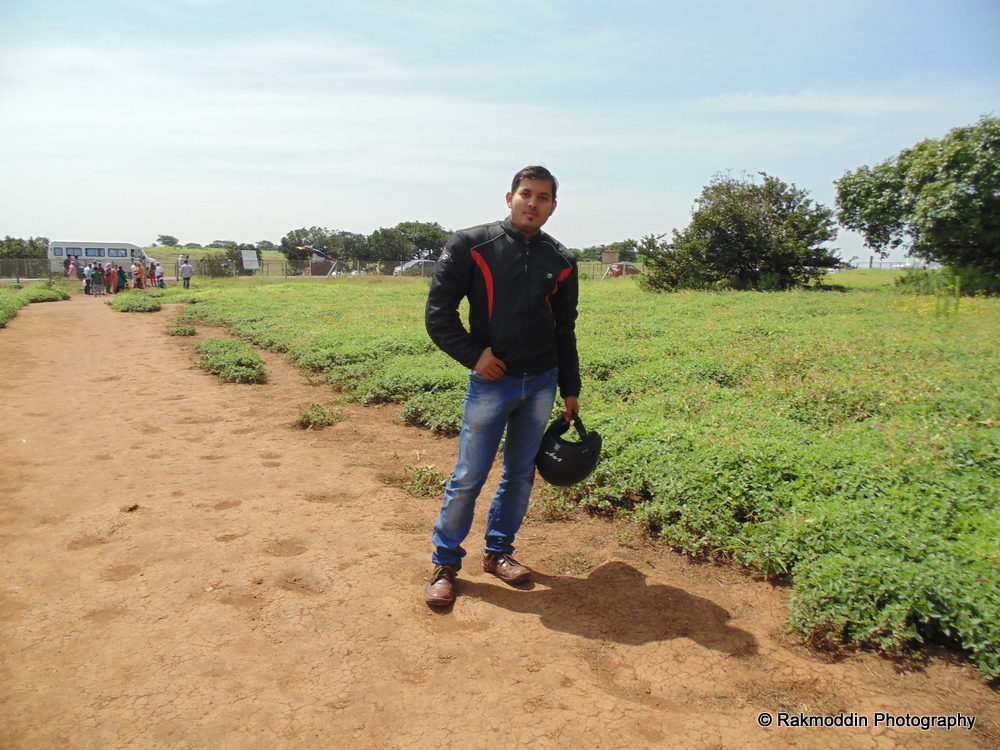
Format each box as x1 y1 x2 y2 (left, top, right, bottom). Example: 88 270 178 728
511 165 558 200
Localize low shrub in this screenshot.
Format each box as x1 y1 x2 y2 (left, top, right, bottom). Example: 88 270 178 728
400 390 463 435
0 284 71 327
167 324 196 336
22 286 70 303
296 402 343 429
402 464 447 498
109 292 162 313
195 339 266 384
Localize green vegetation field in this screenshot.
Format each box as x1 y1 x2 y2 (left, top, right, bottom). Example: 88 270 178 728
0 283 70 327
7 272 996 679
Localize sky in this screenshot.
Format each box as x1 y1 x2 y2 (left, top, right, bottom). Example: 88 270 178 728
1 0 998 261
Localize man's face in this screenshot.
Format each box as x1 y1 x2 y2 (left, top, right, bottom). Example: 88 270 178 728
507 177 557 236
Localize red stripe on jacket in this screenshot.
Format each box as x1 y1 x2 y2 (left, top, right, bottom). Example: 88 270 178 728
470 250 495 318
546 267 573 312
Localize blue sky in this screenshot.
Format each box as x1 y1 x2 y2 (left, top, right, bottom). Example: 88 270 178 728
1 0 997 260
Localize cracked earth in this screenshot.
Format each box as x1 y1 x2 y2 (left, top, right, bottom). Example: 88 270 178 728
1 296 997 749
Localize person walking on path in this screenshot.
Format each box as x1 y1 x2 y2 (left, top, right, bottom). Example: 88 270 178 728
92 264 105 297
423 165 581 607
180 258 194 289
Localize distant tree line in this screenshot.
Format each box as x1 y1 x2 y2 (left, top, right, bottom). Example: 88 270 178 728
0 236 48 260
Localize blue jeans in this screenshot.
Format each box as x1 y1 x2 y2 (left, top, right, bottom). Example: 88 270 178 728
431 367 558 569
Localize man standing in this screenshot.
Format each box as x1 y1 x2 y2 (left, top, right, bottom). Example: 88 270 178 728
180 258 194 289
423 165 581 607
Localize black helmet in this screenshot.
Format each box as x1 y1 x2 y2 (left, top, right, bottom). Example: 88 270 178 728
535 413 602 487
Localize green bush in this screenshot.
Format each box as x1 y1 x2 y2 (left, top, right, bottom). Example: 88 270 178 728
0 284 71 327
402 464 447 498
896 266 1000 296
195 338 266 383
21 286 70 303
167 323 196 336
296 402 343 429
401 390 463 435
109 292 162 313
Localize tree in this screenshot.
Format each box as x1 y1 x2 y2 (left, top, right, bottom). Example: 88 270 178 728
156 235 179 247
279 227 337 262
394 221 450 259
198 243 260 277
836 115 1000 275
0 236 48 260
640 172 838 291
366 227 416 262
256 239 277 254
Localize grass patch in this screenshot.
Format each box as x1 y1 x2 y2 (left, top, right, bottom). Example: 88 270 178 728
109 292 162 313
401 464 447 498
167 323 196 336
0 283 71 327
195 338 266 384
296 402 343 429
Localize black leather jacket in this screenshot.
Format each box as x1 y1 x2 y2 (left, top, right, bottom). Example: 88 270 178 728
425 217 581 398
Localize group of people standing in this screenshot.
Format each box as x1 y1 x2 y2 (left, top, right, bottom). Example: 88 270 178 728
64 257 168 294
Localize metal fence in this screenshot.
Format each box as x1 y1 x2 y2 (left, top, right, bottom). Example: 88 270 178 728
0 259 52 281
180 259 649 280
5 257 941 283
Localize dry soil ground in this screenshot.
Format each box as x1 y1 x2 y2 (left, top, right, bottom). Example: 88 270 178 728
1 295 998 750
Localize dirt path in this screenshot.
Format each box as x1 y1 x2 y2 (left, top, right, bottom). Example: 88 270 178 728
1 295 997 750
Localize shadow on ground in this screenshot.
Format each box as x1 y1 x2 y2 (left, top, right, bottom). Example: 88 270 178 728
460 561 758 655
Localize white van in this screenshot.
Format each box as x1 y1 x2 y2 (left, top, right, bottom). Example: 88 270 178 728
48 241 158 274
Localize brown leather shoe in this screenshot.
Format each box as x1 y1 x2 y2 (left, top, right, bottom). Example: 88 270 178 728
424 565 457 606
483 552 532 584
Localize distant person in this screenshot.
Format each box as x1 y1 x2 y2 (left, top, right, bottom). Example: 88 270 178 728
92 264 105 297
104 264 113 295
63 256 71 275
83 263 93 294
67 258 79 280
115 264 127 293
155 263 166 288
180 258 194 289
132 261 144 289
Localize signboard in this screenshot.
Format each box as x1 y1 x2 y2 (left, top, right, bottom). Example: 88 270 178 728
241 249 260 270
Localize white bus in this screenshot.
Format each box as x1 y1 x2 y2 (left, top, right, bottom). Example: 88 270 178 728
48 241 158 275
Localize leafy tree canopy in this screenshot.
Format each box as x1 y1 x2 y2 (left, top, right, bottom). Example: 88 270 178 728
394 221 450 258
836 115 1000 275
640 172 838 291
366 227 415 263
156 234 179 247
279 227 351 262
0 236 48 260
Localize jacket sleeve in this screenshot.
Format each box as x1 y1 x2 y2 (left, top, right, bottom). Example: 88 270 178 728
425 232 483 370
552 252 581 399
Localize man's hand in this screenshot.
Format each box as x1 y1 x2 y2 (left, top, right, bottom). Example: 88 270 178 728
474 347 507 380
561 396 579 422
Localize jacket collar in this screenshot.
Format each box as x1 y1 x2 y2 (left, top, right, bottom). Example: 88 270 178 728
501 216 545 246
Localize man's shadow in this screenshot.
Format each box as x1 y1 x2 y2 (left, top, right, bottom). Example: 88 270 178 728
461 561 757 656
